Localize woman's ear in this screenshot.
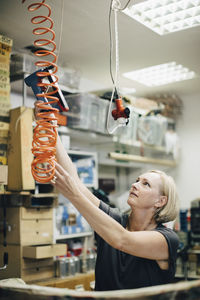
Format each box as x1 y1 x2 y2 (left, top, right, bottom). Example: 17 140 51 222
155 196 168 208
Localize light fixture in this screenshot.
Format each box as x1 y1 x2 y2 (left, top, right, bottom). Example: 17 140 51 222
119 87 136 94
123 0 200 35
123 62 196 87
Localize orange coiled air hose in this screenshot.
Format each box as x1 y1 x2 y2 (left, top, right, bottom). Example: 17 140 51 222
24 0 59 183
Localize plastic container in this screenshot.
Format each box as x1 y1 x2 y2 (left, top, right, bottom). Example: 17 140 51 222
10 53 37 75
137 115 168 146
65 93 108 133
115 107 139 144
65 93 93 130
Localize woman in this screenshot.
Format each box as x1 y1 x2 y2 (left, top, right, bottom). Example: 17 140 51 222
35 102 180 291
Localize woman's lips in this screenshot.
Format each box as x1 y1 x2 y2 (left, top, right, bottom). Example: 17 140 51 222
130 191 138 197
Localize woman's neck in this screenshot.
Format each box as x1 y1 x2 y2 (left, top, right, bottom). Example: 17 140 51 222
127 209 157 231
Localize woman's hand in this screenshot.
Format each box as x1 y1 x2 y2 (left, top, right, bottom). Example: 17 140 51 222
34 100 57 125
51 161 82 200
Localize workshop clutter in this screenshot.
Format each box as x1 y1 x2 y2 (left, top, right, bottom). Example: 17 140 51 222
175 199 200 280
10 52 81 91
64 93 180 156
0 206 66 282
0 34 12 171
73 157 95 186
55 248 96 277
55 202 92 236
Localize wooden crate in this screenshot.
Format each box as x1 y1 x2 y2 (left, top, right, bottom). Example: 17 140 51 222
0 191 58 208
37 272 95 291
23 244 67 259
0 165 8 184
7 106 35 191
0 244 66 283
0 207 53 245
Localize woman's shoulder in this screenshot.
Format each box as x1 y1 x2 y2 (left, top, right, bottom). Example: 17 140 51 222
155 224 180 247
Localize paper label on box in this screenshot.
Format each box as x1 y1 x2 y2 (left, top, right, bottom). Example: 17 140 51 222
0 75 9 84
0 102 10 116
42 233 50 237
0 35 13 47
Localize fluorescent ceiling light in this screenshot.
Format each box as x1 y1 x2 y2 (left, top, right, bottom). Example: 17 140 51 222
119 87 136 94
123 62 196 87
123 0 200 35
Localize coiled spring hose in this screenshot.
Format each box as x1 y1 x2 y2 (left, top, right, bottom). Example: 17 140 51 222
24 0 59 183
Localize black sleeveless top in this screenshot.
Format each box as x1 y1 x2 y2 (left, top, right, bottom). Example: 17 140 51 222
95 201 179 291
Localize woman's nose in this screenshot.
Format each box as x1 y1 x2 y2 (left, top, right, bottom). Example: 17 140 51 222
132 182 138 189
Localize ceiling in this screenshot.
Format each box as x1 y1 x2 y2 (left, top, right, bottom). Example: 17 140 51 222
1 0 200 98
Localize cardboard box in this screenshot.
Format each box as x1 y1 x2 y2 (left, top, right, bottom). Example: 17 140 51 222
0 245 55 282
7 106 35 191
0 102 11 117
0 34 13 47
0 165 8 184
0 156 7 164
0 207 53 245
23 244 66 259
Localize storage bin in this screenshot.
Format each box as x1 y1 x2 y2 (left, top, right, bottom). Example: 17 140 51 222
90 97 109 134
65 93 108 133
65 93 92 130
10 53 37 75
115 106 139 144
137 115 168 146
57 67 80 90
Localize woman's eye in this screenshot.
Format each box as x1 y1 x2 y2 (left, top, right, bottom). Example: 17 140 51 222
144 181 150 187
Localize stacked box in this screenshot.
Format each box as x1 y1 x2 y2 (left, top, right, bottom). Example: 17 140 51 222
0 206 66 282
7 106 35 191
0 34 13 165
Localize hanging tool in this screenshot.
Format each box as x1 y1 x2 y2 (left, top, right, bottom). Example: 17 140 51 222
112 97 130 122
24 66 69 112
107 0 130 134
22 0 66 183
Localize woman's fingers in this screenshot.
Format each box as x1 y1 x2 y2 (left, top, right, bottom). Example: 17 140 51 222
55 161 69 177
50 163 68 186
34 100 43 120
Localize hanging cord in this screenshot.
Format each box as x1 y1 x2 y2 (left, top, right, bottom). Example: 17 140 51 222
109 0 114 85
107 0 126 134
23 0 66 183
118 0 132 11
56 0 64 65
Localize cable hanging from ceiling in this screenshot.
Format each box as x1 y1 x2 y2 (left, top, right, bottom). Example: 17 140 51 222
106 0 132 134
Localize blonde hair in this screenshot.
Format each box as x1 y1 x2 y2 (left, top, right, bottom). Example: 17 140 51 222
150 170 179 224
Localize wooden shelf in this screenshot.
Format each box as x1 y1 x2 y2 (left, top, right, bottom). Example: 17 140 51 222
31 193 57 198
36 271 95 291
108 152 176 167
187 250 200 254
55 231 93 240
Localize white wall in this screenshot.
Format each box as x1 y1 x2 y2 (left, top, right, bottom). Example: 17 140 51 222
175 93 200 209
